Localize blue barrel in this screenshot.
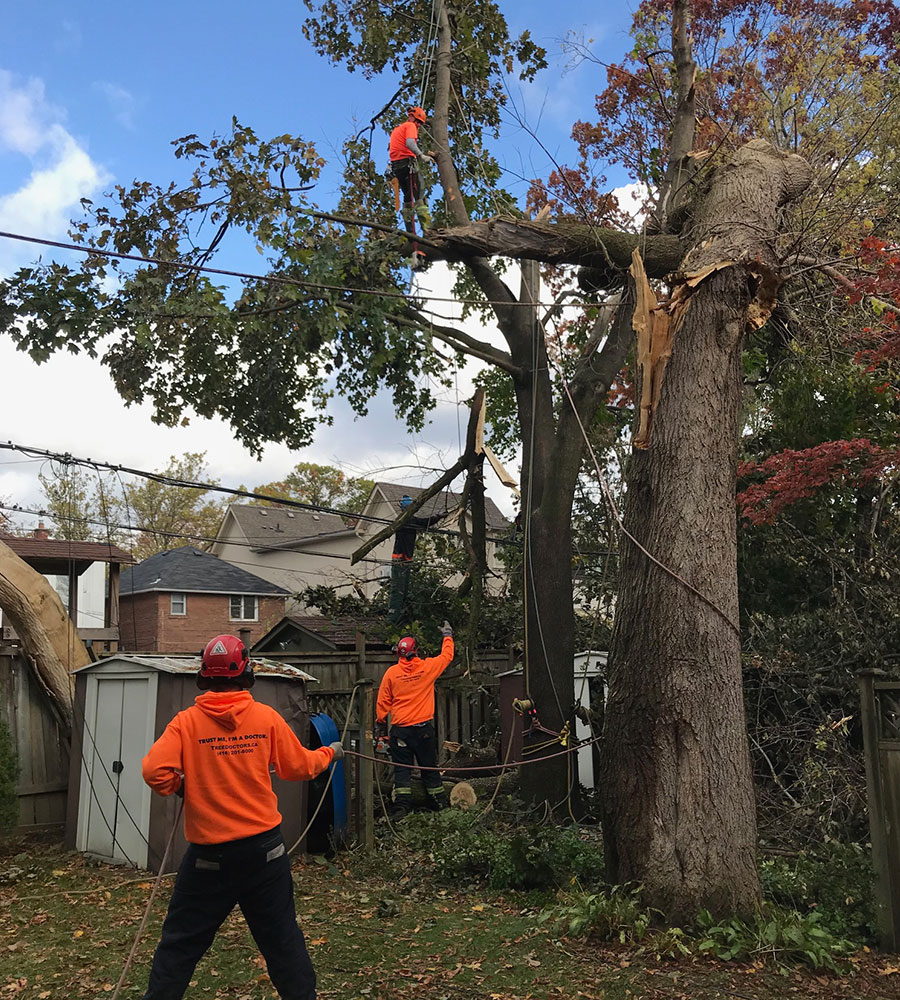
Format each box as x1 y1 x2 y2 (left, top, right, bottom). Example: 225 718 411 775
308 714 347 848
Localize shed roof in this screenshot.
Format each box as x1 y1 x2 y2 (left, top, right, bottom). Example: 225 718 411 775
225 504 351 550
253 614 391 652
369 482 510 531
72 653 317 681
120 545 288 596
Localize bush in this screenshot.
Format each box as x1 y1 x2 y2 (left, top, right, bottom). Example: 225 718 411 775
0 718 18 831
760 844 876 943
695 906 856 973
539 885 652 943
541 886 855 973
394 809 605 891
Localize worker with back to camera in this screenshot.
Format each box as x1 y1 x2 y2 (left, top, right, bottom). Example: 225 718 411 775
375 620 454 817
140 634 343 1000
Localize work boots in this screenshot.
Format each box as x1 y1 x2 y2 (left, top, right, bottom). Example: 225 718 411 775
415 203 432 229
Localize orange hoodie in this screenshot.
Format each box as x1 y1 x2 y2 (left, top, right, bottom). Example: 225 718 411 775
376 636 454 727
141 690 334 845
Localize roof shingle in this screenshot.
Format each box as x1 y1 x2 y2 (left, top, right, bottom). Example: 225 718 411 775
120 546 288 596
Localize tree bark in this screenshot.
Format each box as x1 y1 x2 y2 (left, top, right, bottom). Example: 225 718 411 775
426 217 684 277
0 540 89 737
602 139 813 919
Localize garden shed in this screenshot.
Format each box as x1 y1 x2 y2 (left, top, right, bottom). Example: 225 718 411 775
64 653 317 873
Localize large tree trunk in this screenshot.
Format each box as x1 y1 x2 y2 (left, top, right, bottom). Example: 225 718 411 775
0 539 89 737
602 140 813 919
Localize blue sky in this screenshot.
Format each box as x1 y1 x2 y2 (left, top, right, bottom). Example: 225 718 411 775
0 1 639 522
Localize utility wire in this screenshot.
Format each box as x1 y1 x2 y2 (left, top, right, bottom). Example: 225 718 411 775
0 229 600 311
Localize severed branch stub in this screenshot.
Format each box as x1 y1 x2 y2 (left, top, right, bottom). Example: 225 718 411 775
350 388 486 566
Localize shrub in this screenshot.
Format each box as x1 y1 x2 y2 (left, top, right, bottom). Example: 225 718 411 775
394 809 604 891
759 843 876 943
0 718 18 831
695 906 856 973
539 885 652 942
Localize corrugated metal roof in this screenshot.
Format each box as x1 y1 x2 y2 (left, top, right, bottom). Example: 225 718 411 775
120 545 288 596
72 653 317 682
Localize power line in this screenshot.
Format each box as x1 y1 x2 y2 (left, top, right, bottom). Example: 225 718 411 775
0 440 481 539
0 228 599 311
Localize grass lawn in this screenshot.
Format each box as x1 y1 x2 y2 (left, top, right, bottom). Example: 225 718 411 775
2 833 899 1000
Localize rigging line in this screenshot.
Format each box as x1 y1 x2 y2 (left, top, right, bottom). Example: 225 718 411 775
345 731 603 771
0 228 600 310
545 316 741 637
522 262 564 721
418 0 439 106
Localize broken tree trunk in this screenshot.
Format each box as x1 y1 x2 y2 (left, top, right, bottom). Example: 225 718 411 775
425 216 684 278
0 539 90 738
602 139 813 920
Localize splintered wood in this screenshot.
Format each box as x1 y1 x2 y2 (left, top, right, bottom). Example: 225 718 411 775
630 250 779 449
631 248 674 450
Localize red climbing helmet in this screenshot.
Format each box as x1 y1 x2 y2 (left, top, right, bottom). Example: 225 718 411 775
409 106 427 124
198 634 254 689
396 636 419 660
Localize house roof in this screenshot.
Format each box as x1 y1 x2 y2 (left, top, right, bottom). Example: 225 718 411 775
120 545 289 596
253 614 391 652
72 653 317 681
224 504 352 550
1 536 134 565
369 482 510 531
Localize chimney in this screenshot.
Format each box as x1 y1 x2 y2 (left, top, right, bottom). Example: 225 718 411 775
33 521 50 541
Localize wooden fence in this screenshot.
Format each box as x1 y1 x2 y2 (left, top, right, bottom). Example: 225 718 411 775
0 642 512 846
0 647 69 831
287 646 513 846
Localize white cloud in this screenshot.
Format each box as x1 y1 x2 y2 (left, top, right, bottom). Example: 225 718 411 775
0 70 110 275
94 82 137 131
0 71 56 156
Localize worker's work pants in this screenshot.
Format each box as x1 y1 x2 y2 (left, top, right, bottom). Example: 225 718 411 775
143 826 316 1000
390 720 447 812
387 557 411 623
391 158 421 206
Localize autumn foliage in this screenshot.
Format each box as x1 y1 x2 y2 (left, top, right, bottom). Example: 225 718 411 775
737 439 898 525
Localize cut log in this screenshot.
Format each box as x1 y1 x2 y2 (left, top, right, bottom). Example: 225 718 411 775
425 216 684 278
0 539 90 736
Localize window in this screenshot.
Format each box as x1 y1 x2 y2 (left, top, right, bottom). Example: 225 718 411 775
230 595 258 621
170 593 186 616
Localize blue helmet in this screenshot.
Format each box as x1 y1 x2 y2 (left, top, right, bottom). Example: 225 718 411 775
400 495 413 509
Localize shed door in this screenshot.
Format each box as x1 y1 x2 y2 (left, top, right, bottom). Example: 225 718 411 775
82 677 151 867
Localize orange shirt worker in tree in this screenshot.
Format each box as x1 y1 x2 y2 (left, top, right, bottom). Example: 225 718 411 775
375 622 454 817
388 105 434 232
141 634 342 1000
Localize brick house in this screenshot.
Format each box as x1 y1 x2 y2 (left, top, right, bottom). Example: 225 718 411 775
118 545 288 653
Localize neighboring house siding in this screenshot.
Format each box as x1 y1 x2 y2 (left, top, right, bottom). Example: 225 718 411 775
119 593 285 653
119 592 164 651
214 534 365 610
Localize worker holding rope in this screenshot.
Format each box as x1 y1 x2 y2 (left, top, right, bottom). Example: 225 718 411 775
376 621 454 818
140 634 342 1000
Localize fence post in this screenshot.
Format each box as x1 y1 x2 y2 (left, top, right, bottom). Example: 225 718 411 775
356 678 375 853
859 669 898 950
